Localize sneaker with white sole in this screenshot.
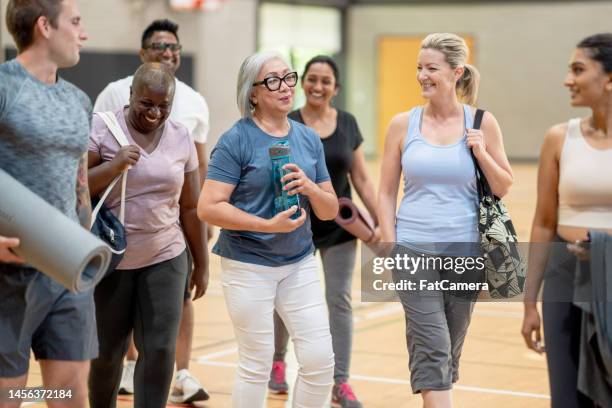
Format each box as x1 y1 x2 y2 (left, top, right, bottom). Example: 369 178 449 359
118 360 135 395
169 369 210 403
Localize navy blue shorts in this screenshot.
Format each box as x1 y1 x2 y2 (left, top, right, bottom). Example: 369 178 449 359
0 265 98 377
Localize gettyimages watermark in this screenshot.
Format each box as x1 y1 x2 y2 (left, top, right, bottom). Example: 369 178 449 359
360 241 611 302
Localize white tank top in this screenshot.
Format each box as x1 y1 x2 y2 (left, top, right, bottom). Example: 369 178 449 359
558 118 612 228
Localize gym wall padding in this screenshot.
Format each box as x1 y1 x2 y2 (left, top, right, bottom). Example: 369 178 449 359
4 48 194 103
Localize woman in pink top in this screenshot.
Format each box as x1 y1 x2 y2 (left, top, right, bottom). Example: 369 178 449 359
522 34 612 407
86 63 208 408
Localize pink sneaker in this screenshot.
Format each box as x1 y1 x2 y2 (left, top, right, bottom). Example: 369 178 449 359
268 361 289 394
332 382 363 408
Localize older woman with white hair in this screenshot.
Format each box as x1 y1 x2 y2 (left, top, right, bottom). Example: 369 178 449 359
197 51 337 407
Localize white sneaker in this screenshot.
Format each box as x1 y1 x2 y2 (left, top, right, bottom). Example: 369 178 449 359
118 360 135 395
169 369 210 403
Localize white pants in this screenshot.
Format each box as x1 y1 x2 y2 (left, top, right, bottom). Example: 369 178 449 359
221 255 334 408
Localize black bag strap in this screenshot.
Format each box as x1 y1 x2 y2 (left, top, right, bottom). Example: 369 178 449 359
470 109 495 201
473 108 484 130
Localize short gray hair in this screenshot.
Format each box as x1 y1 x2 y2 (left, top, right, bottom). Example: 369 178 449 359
132 62 175 95
236 51 291 118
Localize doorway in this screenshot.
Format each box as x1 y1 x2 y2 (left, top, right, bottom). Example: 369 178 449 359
377 35 474 153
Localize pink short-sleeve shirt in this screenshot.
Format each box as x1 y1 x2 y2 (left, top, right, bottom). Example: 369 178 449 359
89 108 198 269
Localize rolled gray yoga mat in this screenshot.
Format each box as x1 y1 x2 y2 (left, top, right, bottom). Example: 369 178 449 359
0 169 111 292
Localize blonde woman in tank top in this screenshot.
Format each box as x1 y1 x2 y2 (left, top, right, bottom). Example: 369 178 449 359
378 33 513 407
521 33 612 408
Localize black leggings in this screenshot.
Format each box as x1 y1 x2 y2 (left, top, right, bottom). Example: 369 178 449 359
542 238 594 408
89 251 188 408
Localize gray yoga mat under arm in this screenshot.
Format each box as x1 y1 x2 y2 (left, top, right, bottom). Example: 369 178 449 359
0 169 110 292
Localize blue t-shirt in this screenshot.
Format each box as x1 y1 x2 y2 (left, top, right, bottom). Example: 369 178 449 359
207 118 330 266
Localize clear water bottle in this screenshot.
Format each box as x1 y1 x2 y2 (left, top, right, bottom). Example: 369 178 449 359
269 141 301 220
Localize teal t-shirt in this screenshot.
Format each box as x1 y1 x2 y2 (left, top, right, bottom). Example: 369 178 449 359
0 59 91 275
207 118 330 266
0 59 91 222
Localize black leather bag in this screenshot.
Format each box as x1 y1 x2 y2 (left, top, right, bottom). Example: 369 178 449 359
471 109 526 298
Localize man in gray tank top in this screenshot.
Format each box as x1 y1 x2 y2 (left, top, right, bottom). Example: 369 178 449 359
0 1 96 405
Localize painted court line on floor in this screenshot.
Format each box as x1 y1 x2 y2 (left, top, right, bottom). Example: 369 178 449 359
354 303 525 322
196 346 238 362
350 374 549 399
196 360 549 400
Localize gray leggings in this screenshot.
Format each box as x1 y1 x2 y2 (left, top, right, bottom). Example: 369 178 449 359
89 251 188 408
273 239 356 383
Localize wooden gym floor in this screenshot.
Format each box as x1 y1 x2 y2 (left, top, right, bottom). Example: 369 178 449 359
22 162 548 407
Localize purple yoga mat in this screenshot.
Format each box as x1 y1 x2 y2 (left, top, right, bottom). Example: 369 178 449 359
334 197 376 242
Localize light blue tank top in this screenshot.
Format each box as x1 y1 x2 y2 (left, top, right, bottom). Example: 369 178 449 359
395 104 479 252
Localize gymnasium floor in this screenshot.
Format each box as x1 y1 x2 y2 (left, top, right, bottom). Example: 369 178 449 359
23 163 548 407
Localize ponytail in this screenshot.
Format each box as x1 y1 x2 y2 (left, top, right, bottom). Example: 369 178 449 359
457 63 480 106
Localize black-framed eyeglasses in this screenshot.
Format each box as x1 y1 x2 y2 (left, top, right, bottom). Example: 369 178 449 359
144 42 182 53
253 72 298 92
